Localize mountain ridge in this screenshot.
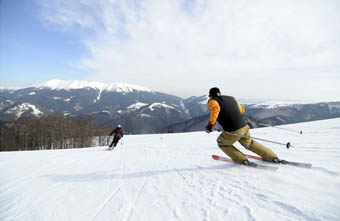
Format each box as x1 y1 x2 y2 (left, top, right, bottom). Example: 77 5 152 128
1 80 340 133
35 79 152 93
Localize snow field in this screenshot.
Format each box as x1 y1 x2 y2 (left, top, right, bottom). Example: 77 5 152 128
1 118 340 221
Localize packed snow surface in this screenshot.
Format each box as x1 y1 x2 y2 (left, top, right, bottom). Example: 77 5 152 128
1 118 340 221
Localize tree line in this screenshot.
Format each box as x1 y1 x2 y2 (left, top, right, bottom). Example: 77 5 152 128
0 114 111 151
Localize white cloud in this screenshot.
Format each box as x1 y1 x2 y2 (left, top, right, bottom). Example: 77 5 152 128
37 0 340 101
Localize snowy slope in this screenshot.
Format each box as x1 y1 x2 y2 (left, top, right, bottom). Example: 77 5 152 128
1 118 340 221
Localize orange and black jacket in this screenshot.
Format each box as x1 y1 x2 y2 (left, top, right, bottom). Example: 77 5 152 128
208 95 246 132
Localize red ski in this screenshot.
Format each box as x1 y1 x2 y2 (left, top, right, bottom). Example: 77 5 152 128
244 154 312 168
244 154 262 160
212 155 278 170
212 154 233 162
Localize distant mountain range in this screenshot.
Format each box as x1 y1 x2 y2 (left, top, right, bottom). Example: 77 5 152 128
1 80 340 133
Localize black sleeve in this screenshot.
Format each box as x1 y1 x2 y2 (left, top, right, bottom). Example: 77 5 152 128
109 129 114 136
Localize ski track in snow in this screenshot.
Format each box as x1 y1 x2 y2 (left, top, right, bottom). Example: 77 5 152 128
312 166 340 176
1 118 340 220
123 177 149 221
90 152 126 220
172 167 212 220
91 183 123 221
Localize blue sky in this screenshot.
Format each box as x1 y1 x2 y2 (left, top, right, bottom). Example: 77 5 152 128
0 0 90 86
1 0 340 102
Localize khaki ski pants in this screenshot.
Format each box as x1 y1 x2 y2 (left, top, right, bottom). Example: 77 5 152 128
217 125 277 164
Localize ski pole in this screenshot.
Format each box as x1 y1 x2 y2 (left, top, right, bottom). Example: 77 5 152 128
247 120 303 134
215 130 292 149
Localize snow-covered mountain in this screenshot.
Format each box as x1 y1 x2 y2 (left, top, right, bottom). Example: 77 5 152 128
1 80 340 133
164 101 340 133
0 80 190 132
181 95 209 118
35 80 152 93
1 118 340 220
5 103 44 118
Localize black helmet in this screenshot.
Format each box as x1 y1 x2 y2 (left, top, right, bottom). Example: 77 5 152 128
117 125 122 128
209 87 221 97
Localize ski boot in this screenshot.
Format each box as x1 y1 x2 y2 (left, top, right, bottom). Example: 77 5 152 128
243 159 256 166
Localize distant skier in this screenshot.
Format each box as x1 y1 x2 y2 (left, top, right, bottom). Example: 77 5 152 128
205 87 278 165
108 125 124 150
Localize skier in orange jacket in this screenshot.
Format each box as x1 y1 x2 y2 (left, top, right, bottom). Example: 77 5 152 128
205 87 278 164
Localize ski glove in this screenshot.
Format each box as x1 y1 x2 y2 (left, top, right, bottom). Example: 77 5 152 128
205 122 215 133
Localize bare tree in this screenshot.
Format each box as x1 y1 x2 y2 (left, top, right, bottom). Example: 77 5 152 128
0 114 109 151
